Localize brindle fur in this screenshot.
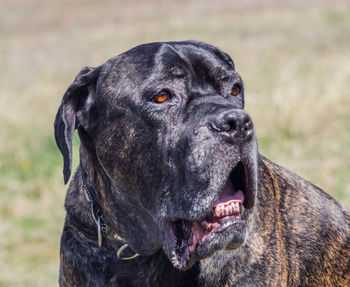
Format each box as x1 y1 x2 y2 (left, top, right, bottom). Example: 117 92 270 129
58 156 350 286
55 41 350 286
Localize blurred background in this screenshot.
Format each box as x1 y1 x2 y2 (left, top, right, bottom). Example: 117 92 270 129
0 0 349 285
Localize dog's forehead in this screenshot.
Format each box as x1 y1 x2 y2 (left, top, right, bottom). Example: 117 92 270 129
157 42 235 70
101 41 235 86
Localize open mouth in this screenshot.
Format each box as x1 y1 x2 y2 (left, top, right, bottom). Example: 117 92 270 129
167 161 252 270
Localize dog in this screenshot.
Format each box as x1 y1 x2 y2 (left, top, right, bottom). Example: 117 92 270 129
54 41 350 286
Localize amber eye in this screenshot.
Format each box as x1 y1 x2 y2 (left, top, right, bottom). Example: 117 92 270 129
231 85 241 96
152 91 170 103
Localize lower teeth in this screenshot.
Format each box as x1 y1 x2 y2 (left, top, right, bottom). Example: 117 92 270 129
213 201 242 218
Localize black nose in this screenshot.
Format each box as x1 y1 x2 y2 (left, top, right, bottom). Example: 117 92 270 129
210 109 254 143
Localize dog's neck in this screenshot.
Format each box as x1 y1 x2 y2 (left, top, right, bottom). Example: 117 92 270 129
78 142 142 257
76 140 265 283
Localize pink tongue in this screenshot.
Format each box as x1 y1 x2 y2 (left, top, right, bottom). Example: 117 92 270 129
215 178 244 205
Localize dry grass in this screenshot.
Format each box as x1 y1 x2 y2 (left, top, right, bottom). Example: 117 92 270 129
1 0 349 286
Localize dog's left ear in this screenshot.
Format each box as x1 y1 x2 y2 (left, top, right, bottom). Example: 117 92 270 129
54 66 101 184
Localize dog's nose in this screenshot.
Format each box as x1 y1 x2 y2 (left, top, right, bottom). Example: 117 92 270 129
210 109 254 143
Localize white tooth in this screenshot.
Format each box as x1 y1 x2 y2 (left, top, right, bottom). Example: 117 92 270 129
228 205 233 215
214 207 219 217
215 206 220 216
215 207 220 217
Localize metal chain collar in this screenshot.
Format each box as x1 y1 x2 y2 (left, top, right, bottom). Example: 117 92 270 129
80 163 139 260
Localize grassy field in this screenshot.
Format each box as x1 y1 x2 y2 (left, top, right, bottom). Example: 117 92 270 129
1 0 349 286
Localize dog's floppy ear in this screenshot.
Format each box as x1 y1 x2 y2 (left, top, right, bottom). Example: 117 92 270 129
54 66 101 184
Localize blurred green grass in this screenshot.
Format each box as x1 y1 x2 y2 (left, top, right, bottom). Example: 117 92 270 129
0 0 349 286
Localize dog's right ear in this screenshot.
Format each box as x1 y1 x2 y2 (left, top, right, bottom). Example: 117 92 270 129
54 66 101 184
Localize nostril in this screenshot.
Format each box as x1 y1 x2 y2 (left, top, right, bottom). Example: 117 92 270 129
244 118 253 131
222 118 236 132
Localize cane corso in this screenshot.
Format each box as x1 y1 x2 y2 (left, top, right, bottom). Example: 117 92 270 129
55 41 350 286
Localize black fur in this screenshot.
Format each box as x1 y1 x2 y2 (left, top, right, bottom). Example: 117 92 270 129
55 41 350 286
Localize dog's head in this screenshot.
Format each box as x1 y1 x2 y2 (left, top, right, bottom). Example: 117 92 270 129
55 41 258 270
